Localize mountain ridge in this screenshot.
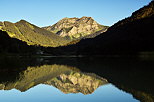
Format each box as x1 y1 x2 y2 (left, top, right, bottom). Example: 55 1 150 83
51 0 154 55
43 16 108 39
0 17 107 48
0 1 154 55
0 20 71 47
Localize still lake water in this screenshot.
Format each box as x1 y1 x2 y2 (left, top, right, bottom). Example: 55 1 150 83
0 56 153 102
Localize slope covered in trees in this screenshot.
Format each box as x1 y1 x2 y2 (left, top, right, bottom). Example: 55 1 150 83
0 1 154 55
0 20 70 47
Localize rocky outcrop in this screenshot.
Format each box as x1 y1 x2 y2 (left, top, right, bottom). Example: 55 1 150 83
43 16 108 39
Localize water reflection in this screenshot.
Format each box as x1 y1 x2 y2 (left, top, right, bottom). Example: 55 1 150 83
0 64 107 94
0 56 154 102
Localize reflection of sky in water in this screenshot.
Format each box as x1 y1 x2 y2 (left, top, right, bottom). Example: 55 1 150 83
0 84 139 102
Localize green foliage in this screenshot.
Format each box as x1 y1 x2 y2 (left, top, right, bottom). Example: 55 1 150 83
1 20 71 47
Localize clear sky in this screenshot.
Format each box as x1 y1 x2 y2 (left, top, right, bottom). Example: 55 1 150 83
0 0 152 27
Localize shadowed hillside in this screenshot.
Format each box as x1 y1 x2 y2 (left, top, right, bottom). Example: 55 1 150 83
0 30 39 55
0 1 153 55
51 1 154 55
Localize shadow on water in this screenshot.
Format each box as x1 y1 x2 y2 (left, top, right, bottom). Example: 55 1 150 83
0 56 154 101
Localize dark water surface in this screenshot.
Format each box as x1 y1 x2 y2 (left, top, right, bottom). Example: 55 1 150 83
0 56 153 102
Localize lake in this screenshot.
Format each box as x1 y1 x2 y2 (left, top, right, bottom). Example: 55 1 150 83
0 56 153 102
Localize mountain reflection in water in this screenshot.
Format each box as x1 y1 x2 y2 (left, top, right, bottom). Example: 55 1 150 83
0 64 107 94
0 56 154 102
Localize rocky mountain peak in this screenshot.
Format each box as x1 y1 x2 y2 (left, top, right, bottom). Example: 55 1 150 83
18 19 27 22
43 16 108 39
59 16 94 24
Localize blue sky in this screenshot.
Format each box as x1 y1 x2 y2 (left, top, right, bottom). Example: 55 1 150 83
0 0 152 27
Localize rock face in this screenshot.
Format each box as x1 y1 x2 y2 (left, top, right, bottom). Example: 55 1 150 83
43 16 108 39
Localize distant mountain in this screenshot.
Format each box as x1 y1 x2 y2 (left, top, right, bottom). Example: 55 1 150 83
0 1 153 55
0 20 70 47
43 16 108 39
52 0 154 55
